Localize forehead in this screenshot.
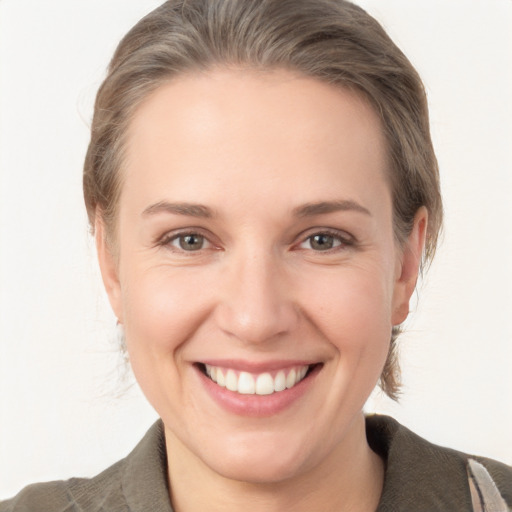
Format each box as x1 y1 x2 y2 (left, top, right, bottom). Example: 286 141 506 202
122 68 390 215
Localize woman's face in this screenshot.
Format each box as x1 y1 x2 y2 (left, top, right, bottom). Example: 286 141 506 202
98 69 424 484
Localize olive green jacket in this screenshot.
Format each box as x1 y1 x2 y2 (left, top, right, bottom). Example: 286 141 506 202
1 416 511 511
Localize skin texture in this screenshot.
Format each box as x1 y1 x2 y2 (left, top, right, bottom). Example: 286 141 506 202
97 69 427 512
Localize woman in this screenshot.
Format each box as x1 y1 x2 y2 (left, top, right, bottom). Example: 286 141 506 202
1 0 511 510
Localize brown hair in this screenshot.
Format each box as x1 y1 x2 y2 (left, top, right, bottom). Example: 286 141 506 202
83 0 443 399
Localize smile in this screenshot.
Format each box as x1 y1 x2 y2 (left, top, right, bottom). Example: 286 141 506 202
203 364 310 395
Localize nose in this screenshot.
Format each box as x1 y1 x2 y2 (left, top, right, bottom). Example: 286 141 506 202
214 248 299 345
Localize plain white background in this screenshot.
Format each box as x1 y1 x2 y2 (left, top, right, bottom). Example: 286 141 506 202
1 0 511 499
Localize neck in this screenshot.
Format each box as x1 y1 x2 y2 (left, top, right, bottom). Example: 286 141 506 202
165 414 384 512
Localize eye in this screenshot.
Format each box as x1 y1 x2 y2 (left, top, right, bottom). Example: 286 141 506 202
298 231 351 252
168 233 211 251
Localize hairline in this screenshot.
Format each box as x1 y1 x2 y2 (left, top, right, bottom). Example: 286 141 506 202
97 64 407 249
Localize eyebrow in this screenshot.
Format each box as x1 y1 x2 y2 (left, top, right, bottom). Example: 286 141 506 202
141 199 370 219
293 200 371 217
142 201 214 218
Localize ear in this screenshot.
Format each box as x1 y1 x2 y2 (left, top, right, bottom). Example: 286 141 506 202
391 207 428 326
95 216 124 323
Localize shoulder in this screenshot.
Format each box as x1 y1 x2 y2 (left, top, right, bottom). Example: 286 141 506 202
0 421 172 512
366 414 512 511
469 455 512 510
0 459 126 512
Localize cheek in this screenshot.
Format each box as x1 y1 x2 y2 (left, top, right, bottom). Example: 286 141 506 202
122 268 211 351
292 265 394 427
119 267 216 416
119 267 212 398
297 262 394 404
299 263 395 348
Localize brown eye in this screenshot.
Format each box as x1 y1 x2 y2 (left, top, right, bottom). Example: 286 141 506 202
173 233 207 251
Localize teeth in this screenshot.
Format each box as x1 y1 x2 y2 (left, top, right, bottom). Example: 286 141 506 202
203 364 310 395
216 367 225 387
286 368 297 389
226 369 238 391
255 373 274 395
238 372 255 394
274 370 286 392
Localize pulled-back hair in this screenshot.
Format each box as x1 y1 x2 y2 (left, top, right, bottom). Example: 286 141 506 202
83 0 443 398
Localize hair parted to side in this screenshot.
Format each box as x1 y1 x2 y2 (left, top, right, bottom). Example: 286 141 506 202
83 0 443 399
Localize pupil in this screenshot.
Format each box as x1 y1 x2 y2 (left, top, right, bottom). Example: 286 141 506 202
180 234 203 250
311 234 333 251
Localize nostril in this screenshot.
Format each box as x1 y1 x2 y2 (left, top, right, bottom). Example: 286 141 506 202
214 306 300 346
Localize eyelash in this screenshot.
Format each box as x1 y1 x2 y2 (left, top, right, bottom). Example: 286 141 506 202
296 229 355 253
156 228 355 254
158 229 214 253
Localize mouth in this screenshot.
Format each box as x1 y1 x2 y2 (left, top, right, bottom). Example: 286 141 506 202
197 363 320 396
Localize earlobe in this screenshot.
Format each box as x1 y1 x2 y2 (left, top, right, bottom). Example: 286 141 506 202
95 216 124 322
391 207 428 326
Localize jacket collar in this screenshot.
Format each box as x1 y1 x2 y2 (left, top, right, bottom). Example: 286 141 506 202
120 416 475 512
122 420 174 512
367 415 473 511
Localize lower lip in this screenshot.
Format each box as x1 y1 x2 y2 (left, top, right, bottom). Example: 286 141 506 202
195 365 320 417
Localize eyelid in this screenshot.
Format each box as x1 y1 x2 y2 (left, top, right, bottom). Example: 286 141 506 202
156 227 220 252
294 228 355 251
154 226 354 253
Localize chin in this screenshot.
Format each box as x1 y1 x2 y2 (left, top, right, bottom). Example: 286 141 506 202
210 452 308 485
200 430 318 485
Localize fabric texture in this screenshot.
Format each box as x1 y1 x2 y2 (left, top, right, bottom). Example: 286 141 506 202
468 459 510 512
365 415 512 511
1 415 511 511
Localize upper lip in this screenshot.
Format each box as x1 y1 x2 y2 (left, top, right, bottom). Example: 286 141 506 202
198 359 319 372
